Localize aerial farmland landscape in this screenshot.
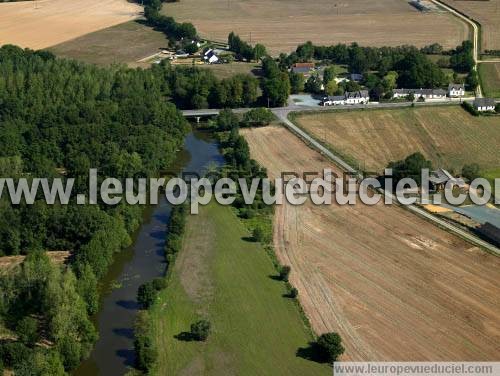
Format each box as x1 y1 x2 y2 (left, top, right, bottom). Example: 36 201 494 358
0 0 499 375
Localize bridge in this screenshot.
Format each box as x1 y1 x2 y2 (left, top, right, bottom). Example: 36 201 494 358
182 108 250 119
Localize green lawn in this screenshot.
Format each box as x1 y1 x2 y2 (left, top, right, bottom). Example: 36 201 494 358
149 203 328 376
482 167 500 188
478 62 500 98
201 62 262 79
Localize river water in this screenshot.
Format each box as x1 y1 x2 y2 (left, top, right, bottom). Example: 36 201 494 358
74 129 223 376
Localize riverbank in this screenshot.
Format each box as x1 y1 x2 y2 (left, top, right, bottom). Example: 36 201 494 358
148 202 329 375
75 130 223 375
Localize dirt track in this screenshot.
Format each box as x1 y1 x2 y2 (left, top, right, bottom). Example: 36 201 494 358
441 0 500 51
242 126 500 361
0 0 141 50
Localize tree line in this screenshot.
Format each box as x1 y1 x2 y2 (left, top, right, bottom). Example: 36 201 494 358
0 44 189 373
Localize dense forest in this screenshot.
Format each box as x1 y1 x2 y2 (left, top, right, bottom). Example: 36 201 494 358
0 45 189 373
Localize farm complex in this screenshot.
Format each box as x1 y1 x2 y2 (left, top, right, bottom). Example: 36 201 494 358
242 125 500 361
163 0 468 54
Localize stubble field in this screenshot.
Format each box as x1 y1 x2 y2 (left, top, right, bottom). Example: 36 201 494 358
294 106 500 174
163 0 468 54
0 0 141 50
241 125 500 361
48 21 168 66
441 0 500 51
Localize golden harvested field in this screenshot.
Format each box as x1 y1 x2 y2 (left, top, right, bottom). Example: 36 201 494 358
294 106 500 174
242 126 500 361
442 0 500 51
0 0 141 50
163 0 468 54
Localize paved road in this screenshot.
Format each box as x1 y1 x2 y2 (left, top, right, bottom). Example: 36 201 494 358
181 98 475 117
272 108 500 256
432 0 483 97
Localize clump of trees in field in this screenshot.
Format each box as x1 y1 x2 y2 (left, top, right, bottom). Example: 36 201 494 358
190 320 211 341
386 152 433 186
314 332 345 363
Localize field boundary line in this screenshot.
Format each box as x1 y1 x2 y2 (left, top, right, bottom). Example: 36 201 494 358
431 0 483 97
273 108 500 256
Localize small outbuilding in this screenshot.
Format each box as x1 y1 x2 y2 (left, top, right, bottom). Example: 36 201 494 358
473 97 495 112
429 168 465 191
203 49 220 64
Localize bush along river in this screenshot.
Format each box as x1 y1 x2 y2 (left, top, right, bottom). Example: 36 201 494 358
75 129 224 375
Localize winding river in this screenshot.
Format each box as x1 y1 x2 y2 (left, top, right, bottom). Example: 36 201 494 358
75 129 223 376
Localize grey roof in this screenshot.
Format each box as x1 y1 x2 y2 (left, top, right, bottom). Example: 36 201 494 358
346 90 369 99
393 88 446 96
429 169 465 186
292 66 314 74
325 95 346 101
473 97 496 108
325 90 369 102
448 83 465 91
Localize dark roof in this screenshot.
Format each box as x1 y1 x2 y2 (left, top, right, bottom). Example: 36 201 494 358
393 88 446 96
325 95 346 101
473 97 496 107
325 90 369 101
346 90 369 98
448 83 465 90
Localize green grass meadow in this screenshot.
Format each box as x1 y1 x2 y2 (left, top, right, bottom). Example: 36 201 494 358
478 63 500 98
149 203 328 376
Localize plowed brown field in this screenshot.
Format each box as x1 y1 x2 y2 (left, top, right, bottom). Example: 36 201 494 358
241 126 500 360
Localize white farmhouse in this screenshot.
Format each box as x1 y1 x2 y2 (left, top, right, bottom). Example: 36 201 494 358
448 83 465 97
322 95 345 106
345 90 369 104
203 49 219 64
322 90 369 106
473 98 496 112
392 88 446 100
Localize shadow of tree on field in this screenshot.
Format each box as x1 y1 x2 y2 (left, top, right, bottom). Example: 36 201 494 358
174 331 196 342
296 342 328 363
